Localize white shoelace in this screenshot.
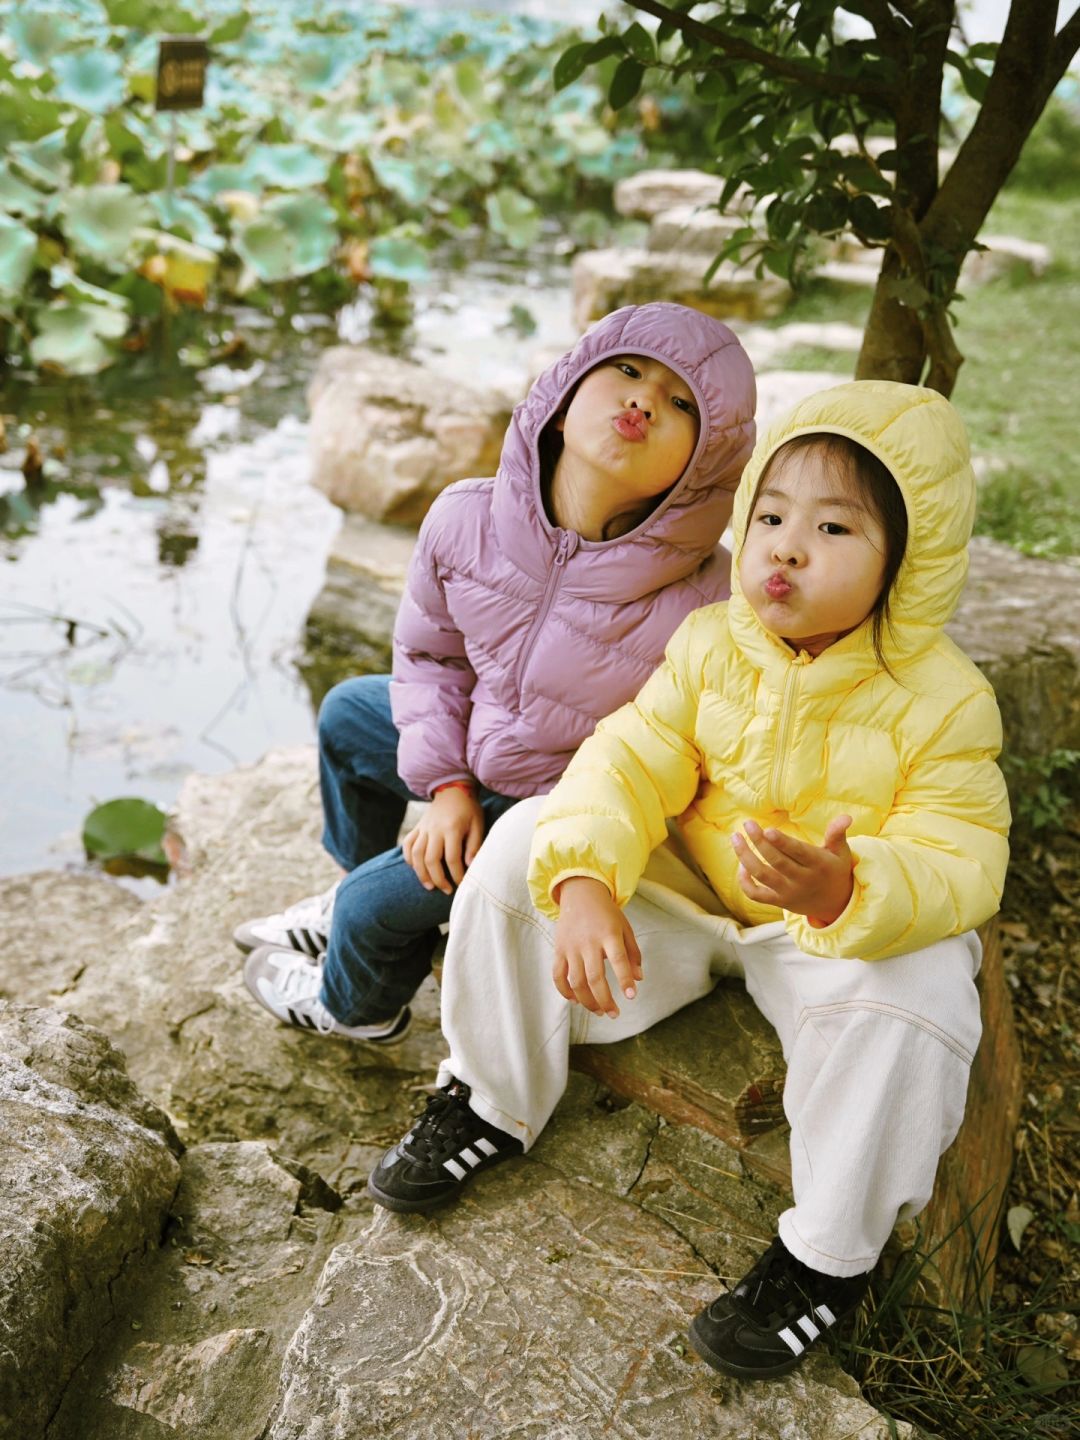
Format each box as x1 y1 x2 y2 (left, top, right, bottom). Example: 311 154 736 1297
278 880 339 934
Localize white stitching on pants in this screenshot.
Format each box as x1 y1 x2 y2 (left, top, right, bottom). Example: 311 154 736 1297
791 1000 977 1065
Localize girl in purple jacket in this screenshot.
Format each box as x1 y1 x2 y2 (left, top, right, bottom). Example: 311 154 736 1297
235 303 756 1042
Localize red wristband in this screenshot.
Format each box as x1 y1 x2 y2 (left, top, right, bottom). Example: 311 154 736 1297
432 780 475 796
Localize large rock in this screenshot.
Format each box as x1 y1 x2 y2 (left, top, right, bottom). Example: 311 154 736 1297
615 168 752 221
307 347 512 524
264 1099 911 1440
572 248 791 329
0 751 449 1197
0 1004 181 1440
647 203 745 255
47 1140 367 1440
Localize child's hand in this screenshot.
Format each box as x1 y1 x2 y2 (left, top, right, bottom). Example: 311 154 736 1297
403 786 485 894
732 816 855 929
552 876 643 1019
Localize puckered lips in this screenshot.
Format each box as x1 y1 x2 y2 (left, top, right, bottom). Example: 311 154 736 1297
764 571 793 599
612 409 648 442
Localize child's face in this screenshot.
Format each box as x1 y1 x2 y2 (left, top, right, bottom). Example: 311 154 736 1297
556 355 700 499
739 448 889 657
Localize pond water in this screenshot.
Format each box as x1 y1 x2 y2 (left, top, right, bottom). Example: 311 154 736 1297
1 256 577 877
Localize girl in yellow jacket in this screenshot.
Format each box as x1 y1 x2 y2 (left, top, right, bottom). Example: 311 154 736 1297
367 381 1011 1382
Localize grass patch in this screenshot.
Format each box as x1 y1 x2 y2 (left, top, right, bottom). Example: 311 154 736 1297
757 188 1080 558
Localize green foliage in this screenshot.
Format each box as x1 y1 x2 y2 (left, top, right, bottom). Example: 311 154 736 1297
0 0 659 376
1002 750 1080 834
1008 94 1080 195
83 796 168 868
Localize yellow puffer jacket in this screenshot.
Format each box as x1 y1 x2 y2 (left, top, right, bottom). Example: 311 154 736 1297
528 381 1011 961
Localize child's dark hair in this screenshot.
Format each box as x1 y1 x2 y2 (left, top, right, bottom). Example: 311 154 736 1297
746 433 909 671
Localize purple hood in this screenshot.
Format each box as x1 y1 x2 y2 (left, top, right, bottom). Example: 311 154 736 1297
391 302 756 798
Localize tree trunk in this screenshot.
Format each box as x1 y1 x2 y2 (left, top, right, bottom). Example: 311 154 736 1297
854 245 929 387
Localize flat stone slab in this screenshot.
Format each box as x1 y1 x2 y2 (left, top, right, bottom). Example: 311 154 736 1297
265 1125 911 1440
615 168 752 220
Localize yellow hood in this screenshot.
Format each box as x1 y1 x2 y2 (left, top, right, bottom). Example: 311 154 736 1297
729 380 976 673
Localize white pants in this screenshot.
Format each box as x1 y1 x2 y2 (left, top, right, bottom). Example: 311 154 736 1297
439 798 983 1278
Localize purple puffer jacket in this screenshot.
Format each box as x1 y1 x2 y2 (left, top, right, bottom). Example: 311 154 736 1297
390 302 756 799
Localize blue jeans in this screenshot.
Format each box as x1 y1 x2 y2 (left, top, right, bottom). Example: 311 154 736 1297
317 674 518 1024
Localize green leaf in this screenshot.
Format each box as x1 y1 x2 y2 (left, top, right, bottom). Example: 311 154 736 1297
233 193 337 282
371 155 430 206
295 107 377 152
29 302 129 374
209 9 250 45
623 23 655 63
9 131 70 191
49 265 130 311
0 164 48 219
0 215 39 297
9 9 74 65
247 145 330 191
608 58 644 111
804 188 849 236
82 797 167 864
882 274 931 310
62 185 154 269
368 234 430 282
149 192 224 252
554 42 595 92
849 194 892 242
484 187 541 249
52 51 127 114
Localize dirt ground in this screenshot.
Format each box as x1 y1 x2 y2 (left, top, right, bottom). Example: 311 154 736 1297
994 823 1080 1371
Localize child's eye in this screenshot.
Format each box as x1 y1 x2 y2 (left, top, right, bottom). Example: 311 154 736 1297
820 522 849 535
616 361 641 378
672 395 699 418
757 512 781 526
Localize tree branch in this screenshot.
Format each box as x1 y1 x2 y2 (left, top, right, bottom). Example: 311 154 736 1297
1048 6 1080 104
621 0 893 100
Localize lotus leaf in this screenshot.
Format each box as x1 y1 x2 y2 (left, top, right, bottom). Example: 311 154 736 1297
234 194 336 282
188 163 260 201
82 796 168 866
103 0 201 34
9 131 70 190
371 155 430 206
49 264 130 310
247 144 330 190
485 187 541 250
368 234 430 283
150 193 225 251
29 301 129 374
0 164 47 218
295 106 377 152
52 51 127 114
62 184 154 268
0 215 39 297
8 9 75 66
292 39 356 93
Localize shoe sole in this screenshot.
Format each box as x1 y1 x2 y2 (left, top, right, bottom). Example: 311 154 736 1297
687 1315 803 1380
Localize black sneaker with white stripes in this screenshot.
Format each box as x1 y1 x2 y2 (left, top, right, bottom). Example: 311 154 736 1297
367 1079 523 1213
689 1235 871 1380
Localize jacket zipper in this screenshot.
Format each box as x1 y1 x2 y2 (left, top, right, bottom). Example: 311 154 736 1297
514 530 577 693
768 661 803 809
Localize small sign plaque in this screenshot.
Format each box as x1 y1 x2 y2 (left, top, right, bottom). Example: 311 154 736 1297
156 37 209 111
